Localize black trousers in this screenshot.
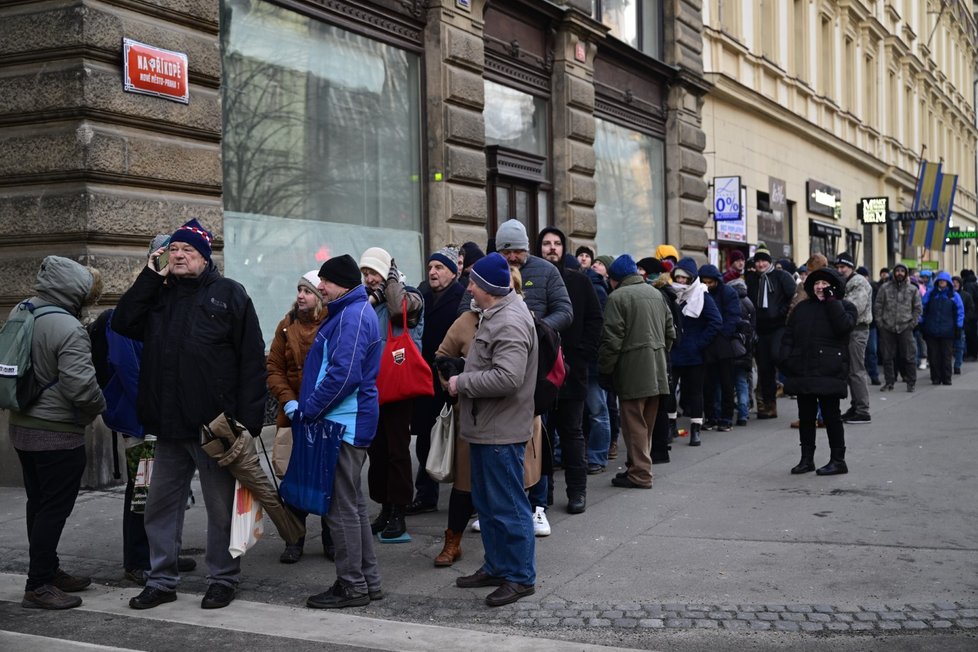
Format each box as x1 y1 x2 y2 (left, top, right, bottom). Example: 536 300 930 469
17 446 87 591
879 328 916 386
755 328 783 406
410 394 443 507
123 477 150 571
548 398 587 498
965 319 978 359
925 336 954 384
368 399 414 506
797 395 844 450
704 359 735 425
673 364 706 420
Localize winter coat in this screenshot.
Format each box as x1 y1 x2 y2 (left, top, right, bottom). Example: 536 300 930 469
779 268 857 398
960 286 976 322
266 308 328 428
112 263 267 439
843 271 873 326
874 277 922 333
456 290 538 445
586 268 609 311
598 274 675 400
669 283 722 367
89 309 142 437
921 273 964 339
698 264 742 361
729 280 756 370
10 256 105 434
457 253 573 333
298 285 383 447
746 267 796 334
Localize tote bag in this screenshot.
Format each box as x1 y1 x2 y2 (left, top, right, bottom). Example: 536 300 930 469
425 403 455 483
279 416 345 516
377 298 434 405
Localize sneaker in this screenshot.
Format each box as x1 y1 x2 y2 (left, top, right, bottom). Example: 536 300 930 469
177 557 197 573
22 584 82 610
880 383 894 391
52 569 91 593
736 419 748 426
870 377 881 386
485 581 535 607
954 368 961 375
843 412 871 424
470 518 480 533
918 360 928 370
586 463 605 475
201 583 235 609
307 580 369 609
532 506 551 537
129 586 177 610
717 422 732 432
701 420 717 431
404 499 438 515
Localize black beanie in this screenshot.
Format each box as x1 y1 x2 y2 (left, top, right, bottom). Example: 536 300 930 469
460 241 485 271
318 254 361 289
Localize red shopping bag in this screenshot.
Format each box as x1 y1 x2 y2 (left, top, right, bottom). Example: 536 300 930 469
377 298 433 405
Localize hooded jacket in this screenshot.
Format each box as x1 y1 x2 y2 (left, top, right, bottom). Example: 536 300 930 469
669 259 722 367
112 262 267 439
841 268 873 326
779 268 858 398
9 256 105 433
873 265 922 333
921 272 964 339
745 265 796 334
298 285 383 447
536 227 603 399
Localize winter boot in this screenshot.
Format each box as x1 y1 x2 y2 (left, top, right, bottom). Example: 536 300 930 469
371 504 392 535
790 446 816 474
668 418 679 443
688 423 702 446
434 529 463 567
379 505 411 543
816 448 848 475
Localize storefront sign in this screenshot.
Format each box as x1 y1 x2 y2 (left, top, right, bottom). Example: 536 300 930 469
945 227 961 245
806 180 841 218
716 187 747 242
123 39 189 104
858 197 888 224
456 0 471 10
713 176 742 221
810 220 842 238
946 228 977 239
889 210 938 222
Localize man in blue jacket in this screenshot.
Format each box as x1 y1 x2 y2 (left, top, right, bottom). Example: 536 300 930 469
301 254 384 609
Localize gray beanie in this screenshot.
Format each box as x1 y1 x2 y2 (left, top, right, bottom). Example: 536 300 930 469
495 219 530 251
148 233 170 256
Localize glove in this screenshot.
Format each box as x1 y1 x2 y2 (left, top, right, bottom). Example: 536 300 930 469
598 374 614 391
367 287 385 306
822 285 838 301
284 400 298 420
387 259 400 284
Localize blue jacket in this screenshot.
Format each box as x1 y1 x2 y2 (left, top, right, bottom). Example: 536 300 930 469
921 272 964 339
299 285 383 447
670 287 723 367
698 265 741 338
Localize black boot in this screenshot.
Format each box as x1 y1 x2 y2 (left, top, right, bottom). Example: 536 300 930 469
816 448 848 475
668 418 678 443
371 503 392 535
688 423 701 446
380 505 407 540
790 446 816 474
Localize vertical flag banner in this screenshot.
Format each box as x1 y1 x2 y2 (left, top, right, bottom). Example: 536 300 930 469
933 174 958 252
907 161 942 249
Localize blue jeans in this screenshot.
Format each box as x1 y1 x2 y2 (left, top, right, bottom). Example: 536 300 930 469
584 377 611 466
866 326 880 380
734 368 750 422
469 443 535 585
954 330 965 370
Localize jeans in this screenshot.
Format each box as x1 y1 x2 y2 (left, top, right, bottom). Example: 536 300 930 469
584 377 611 467
325 443 381 594
865 326 880 380
144 438 239 592
15 444 87 591
704 360 734 426
954 330 965 370
469 443 535 585
734 368 750 421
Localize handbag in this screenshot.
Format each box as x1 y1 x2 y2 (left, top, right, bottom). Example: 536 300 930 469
271 426 292 480
228 480 264 558
377 298 434 405
425 403 455 483
279 416 345 516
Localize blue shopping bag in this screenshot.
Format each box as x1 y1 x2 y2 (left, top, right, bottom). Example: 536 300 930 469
279 415 345 516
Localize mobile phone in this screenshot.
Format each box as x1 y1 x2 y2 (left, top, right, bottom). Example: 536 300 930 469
156 249 169 270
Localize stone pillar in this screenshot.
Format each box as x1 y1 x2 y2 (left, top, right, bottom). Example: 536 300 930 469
664 0 711 257
550 12 607 250
0 1 223 486
424 0 488 250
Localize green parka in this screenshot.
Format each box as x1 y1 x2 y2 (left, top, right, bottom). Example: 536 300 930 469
598 274 675 400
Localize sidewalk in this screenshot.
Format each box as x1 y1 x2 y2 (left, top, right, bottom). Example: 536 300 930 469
1 364 977 649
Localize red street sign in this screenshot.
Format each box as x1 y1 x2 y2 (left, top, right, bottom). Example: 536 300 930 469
123 38 189 104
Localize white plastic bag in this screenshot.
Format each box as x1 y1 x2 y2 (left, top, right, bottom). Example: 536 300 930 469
229 480 264 558
425 404 455 483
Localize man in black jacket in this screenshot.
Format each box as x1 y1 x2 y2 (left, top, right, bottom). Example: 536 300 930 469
535 228 602 516
113 219 266 611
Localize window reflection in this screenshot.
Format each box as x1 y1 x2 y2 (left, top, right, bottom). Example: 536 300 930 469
484 79 547 156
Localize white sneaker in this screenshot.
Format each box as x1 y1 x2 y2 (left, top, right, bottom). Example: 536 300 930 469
532 506 551 537
470 519 480 532
918 360 928 370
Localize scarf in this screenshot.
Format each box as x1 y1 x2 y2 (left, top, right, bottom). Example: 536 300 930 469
672 278 707 318
758 271 770 309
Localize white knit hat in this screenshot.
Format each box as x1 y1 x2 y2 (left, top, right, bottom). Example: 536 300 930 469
359 247 392 278
298 270 323 301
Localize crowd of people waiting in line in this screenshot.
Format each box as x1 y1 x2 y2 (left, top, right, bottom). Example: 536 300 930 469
7 216 975 612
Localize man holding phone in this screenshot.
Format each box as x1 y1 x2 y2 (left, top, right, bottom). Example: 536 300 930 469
112 218 267 611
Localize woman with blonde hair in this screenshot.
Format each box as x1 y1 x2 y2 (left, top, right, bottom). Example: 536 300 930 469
267 270 329 563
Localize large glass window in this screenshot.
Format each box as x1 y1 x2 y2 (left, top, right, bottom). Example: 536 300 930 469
594 0 662 59
484 80 547 156
221 0 423 348
593 119 665 258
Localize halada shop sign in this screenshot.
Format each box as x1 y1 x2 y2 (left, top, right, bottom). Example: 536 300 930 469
123 39 189 104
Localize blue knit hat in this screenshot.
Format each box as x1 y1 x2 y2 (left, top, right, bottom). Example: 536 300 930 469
609 254 639 281
428 245 459 275
470 252 511 296
170 219 213 261
674 256 699 279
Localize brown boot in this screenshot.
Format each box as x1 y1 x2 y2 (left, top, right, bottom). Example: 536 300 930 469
434 529 463 567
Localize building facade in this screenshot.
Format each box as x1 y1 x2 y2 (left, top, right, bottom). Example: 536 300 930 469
702 0 978 275
0 0 708 485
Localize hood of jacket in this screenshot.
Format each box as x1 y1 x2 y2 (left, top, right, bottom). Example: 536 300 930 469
935 270 953 285
536 226 568 273
698 264 723 283
804 267 846 298
34 256 94 315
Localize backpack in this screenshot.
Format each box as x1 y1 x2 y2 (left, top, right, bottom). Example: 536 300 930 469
0 301 70 411
532 316 566 415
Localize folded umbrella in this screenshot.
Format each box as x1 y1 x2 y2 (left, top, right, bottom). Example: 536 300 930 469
201 413 305 546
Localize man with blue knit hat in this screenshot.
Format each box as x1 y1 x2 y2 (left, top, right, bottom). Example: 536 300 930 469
598 255 675 489
448 253 539 607
113 219 267 611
